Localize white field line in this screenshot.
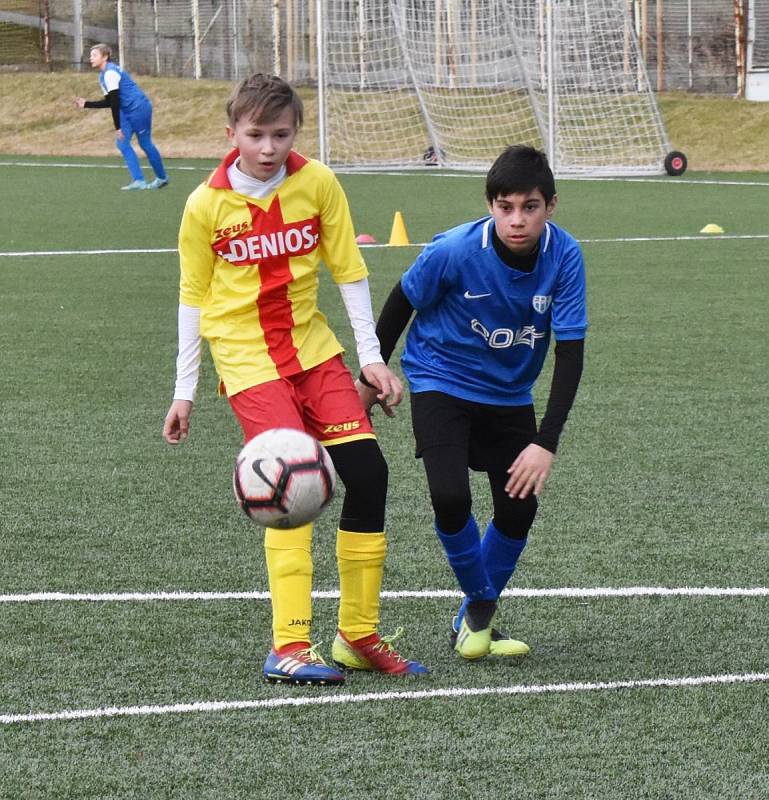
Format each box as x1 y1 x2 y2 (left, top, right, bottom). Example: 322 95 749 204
2 234 769 259
2 671 767 726
2 160 769 187
0 160 211 172
1 586 768 603
0 247 177 257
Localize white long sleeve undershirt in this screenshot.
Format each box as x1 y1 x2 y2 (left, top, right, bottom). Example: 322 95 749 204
338 277 384 369
173 303 201 401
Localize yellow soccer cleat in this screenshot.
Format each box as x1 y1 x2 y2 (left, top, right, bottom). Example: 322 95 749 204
453 616 492 660
489 630 530 657
451 616 530 658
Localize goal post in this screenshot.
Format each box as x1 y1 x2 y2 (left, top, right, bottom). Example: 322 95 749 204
318 0 675 176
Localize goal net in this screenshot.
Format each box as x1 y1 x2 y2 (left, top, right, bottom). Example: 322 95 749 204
319 0 671 175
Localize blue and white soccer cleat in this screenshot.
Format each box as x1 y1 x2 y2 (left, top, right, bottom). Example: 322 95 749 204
146 177 169 190
120 179 148 191
263 642 345 686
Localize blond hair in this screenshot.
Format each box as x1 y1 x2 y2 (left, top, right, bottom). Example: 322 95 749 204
226 73 303 129
90 43 112 60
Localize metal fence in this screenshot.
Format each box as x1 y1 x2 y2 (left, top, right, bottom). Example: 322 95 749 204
0 0 761 98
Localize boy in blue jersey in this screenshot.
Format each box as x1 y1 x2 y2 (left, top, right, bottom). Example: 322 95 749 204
361 145 587 660
75 44 168 191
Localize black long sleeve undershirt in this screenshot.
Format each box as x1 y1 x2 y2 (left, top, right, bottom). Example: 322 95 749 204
370 280 584 454
84 89 120 130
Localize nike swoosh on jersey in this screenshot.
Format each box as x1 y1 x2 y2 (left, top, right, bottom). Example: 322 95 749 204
463 290 492 299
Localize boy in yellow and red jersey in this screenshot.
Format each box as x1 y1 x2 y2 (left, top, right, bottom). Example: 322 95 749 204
162 74 428 685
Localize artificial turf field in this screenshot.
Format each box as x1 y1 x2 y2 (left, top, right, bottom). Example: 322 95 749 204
1 157 768 799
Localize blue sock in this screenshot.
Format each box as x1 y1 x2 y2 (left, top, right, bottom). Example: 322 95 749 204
117 138 144 181
454 522 528 630
435 516 496 603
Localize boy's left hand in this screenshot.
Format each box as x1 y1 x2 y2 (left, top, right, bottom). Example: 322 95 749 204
357 363 403 417
505 443 554 499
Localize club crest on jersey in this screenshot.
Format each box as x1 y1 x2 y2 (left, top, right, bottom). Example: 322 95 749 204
212 197 320 268
532 295 552 314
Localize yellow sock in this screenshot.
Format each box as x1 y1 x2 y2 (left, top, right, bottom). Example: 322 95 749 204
264 524 313 650
336 529 387 640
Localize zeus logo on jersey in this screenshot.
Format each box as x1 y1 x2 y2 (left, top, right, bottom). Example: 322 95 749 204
212 198 320 267
214 221 250 239
471 319 546 349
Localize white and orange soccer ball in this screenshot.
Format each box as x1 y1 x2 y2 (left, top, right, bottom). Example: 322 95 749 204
233 428 336 529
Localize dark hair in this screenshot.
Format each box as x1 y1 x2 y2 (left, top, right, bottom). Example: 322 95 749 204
226 73 304 129
485 145 556 204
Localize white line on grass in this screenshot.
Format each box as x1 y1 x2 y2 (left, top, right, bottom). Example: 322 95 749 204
0 161 211 172
1 586 768 603
3 161 769 187
2 234 769 259
0 248 177 257
2 671 767 726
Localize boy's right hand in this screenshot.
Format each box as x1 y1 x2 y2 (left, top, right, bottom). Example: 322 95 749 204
163 399 193 444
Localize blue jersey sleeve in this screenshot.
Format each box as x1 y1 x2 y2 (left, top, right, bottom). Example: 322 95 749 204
400 235 454 312
551 238 588 340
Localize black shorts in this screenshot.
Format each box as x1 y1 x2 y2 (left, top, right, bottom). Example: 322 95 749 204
410 391 537 472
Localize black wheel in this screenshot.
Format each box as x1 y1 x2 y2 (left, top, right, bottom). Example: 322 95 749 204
664 150 687 176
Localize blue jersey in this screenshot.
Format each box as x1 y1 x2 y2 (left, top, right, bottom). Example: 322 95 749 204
99 62 149 116
400 218 588 406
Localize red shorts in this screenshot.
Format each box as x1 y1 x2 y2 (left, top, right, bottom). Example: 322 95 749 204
228 354 375 446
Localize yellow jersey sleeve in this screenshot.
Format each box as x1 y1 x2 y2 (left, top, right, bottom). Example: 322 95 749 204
178 185 216 307
315 166 369 285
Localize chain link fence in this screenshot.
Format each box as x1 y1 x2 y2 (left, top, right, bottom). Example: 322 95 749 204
0 0 764 98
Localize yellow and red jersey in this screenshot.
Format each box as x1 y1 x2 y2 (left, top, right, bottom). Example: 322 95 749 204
178 149 368 396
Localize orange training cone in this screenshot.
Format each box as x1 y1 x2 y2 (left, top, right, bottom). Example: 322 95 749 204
388 211 410 246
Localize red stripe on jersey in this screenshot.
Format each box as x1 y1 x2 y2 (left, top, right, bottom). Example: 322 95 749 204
251 197 305 376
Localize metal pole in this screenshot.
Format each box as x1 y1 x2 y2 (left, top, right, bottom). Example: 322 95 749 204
117 0 125 67
584 0 591 88
687 0 692 89
273 0 281 75
470 0 477 86
232 0 240 81
634 0 642 91
73 0 83 70
41 0 51 67
308 0 316 81
287 0 294 81
192 0 202 79
435 0 442 87
656 0 664 92
546 0 556 171
358 0 365 90
734 0 746 98
316 0 327 163
153 0 160 74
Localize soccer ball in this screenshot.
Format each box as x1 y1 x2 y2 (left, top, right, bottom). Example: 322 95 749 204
233 428 337 529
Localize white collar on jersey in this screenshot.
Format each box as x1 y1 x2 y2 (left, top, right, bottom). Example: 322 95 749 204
228 160 287 199
482 218 552 253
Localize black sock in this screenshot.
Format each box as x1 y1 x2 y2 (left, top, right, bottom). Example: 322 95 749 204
464 599 497 631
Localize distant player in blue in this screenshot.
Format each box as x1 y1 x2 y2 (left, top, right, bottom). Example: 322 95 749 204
75 44 168 191
359 145 588 660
